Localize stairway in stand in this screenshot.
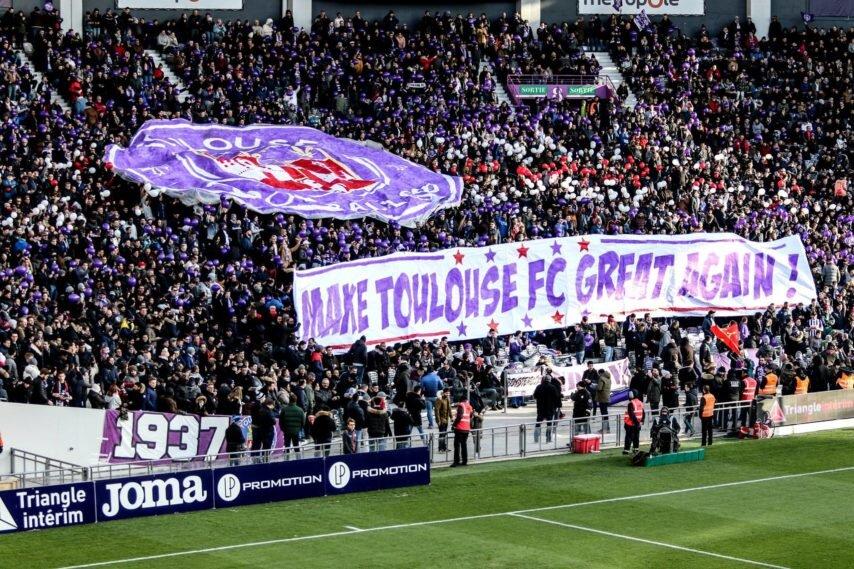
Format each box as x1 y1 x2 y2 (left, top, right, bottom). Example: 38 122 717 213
145 49 189 103
479 60 515 115
15 50 71 113
589 50 638 109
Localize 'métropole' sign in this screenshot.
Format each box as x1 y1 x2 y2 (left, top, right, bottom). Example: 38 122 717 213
578 0 705 15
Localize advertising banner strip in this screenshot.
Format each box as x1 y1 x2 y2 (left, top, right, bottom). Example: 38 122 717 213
578 0 706 16
213 459 326 508
0 482 96 534
2 449 431 532
95 470 214 522
105 120 463 227
325 447 431 495
293 233 816 349
758 390 854 427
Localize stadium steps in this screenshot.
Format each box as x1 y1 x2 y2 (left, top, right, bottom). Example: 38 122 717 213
589 50 638 109
145 49 189 103
480 60 515 115
14 50 71 113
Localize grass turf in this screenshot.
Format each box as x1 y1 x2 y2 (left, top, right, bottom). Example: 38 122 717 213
3 430 854 569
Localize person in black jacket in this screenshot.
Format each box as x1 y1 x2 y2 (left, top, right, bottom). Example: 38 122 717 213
310 406 336 457
533 376 560 443
252 399 277 462
390 405 414 448
225 417 246 466
346 336 368 383
342 418 358 454
571 379 592 434
366 397 392 452
343 391 367 449
405 386 426 443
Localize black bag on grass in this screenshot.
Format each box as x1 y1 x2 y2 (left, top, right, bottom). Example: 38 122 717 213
631 451 649 466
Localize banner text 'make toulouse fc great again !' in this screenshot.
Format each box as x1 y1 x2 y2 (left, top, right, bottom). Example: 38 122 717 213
294 233 816 349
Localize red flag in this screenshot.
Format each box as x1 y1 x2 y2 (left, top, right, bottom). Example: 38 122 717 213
711 322 741 355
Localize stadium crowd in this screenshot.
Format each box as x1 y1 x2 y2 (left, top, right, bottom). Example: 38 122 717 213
0 6 850 449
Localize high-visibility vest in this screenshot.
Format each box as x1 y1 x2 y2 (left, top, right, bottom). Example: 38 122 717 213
794 377 809 395
623 399 643 426
759 373 778 395
741 377 757 401
838 373 853 390
455 402 472 432
701 393 716 418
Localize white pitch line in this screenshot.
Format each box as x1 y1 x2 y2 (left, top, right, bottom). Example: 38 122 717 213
343 525 363 532
56 465 854 569
508 513 789 569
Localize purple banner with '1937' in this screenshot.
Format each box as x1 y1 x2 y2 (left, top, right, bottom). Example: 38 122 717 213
104 119 463 227
294 233 816 350
100 409 283 464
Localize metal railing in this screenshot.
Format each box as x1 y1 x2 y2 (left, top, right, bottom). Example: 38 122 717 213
7 400 758 487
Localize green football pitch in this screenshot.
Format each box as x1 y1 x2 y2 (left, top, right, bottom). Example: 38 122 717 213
4 429 854 569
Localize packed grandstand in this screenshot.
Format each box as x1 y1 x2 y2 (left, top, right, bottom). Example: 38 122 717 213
0 5 850 448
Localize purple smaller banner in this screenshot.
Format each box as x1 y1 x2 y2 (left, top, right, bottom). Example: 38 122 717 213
105 120 463 227
100 409 283 464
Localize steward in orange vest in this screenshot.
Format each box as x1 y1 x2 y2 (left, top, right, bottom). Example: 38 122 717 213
622 391 644 455
700 385 716 447
837 371 853 390
451 396 473 467
759 371 778 395
794 376 810 395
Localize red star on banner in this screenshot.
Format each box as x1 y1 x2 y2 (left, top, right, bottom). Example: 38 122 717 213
488 319 500 332
551 310 565 324
453 250 465 264
517 244 529 258
578 239 590 252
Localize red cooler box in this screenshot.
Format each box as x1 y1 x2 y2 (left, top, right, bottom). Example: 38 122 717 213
572 434 601 454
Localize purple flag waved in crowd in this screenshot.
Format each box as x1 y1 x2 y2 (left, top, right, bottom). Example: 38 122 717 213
106 120 463 227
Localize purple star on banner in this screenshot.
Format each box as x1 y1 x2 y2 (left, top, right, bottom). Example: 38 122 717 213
613 0 623 12
551 241 562 255
485 249 496 263
457 322 468 336
581 308 591 319
522 314 533 328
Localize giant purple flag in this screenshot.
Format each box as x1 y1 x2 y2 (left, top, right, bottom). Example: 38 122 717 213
105 120 463 226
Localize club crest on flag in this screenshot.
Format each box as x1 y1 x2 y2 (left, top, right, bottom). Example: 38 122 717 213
105 120 464 227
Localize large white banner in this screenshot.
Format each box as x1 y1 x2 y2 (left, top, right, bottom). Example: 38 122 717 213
505 358 631 398
294 233 815 350
117 1 242 9
578 0 705 16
